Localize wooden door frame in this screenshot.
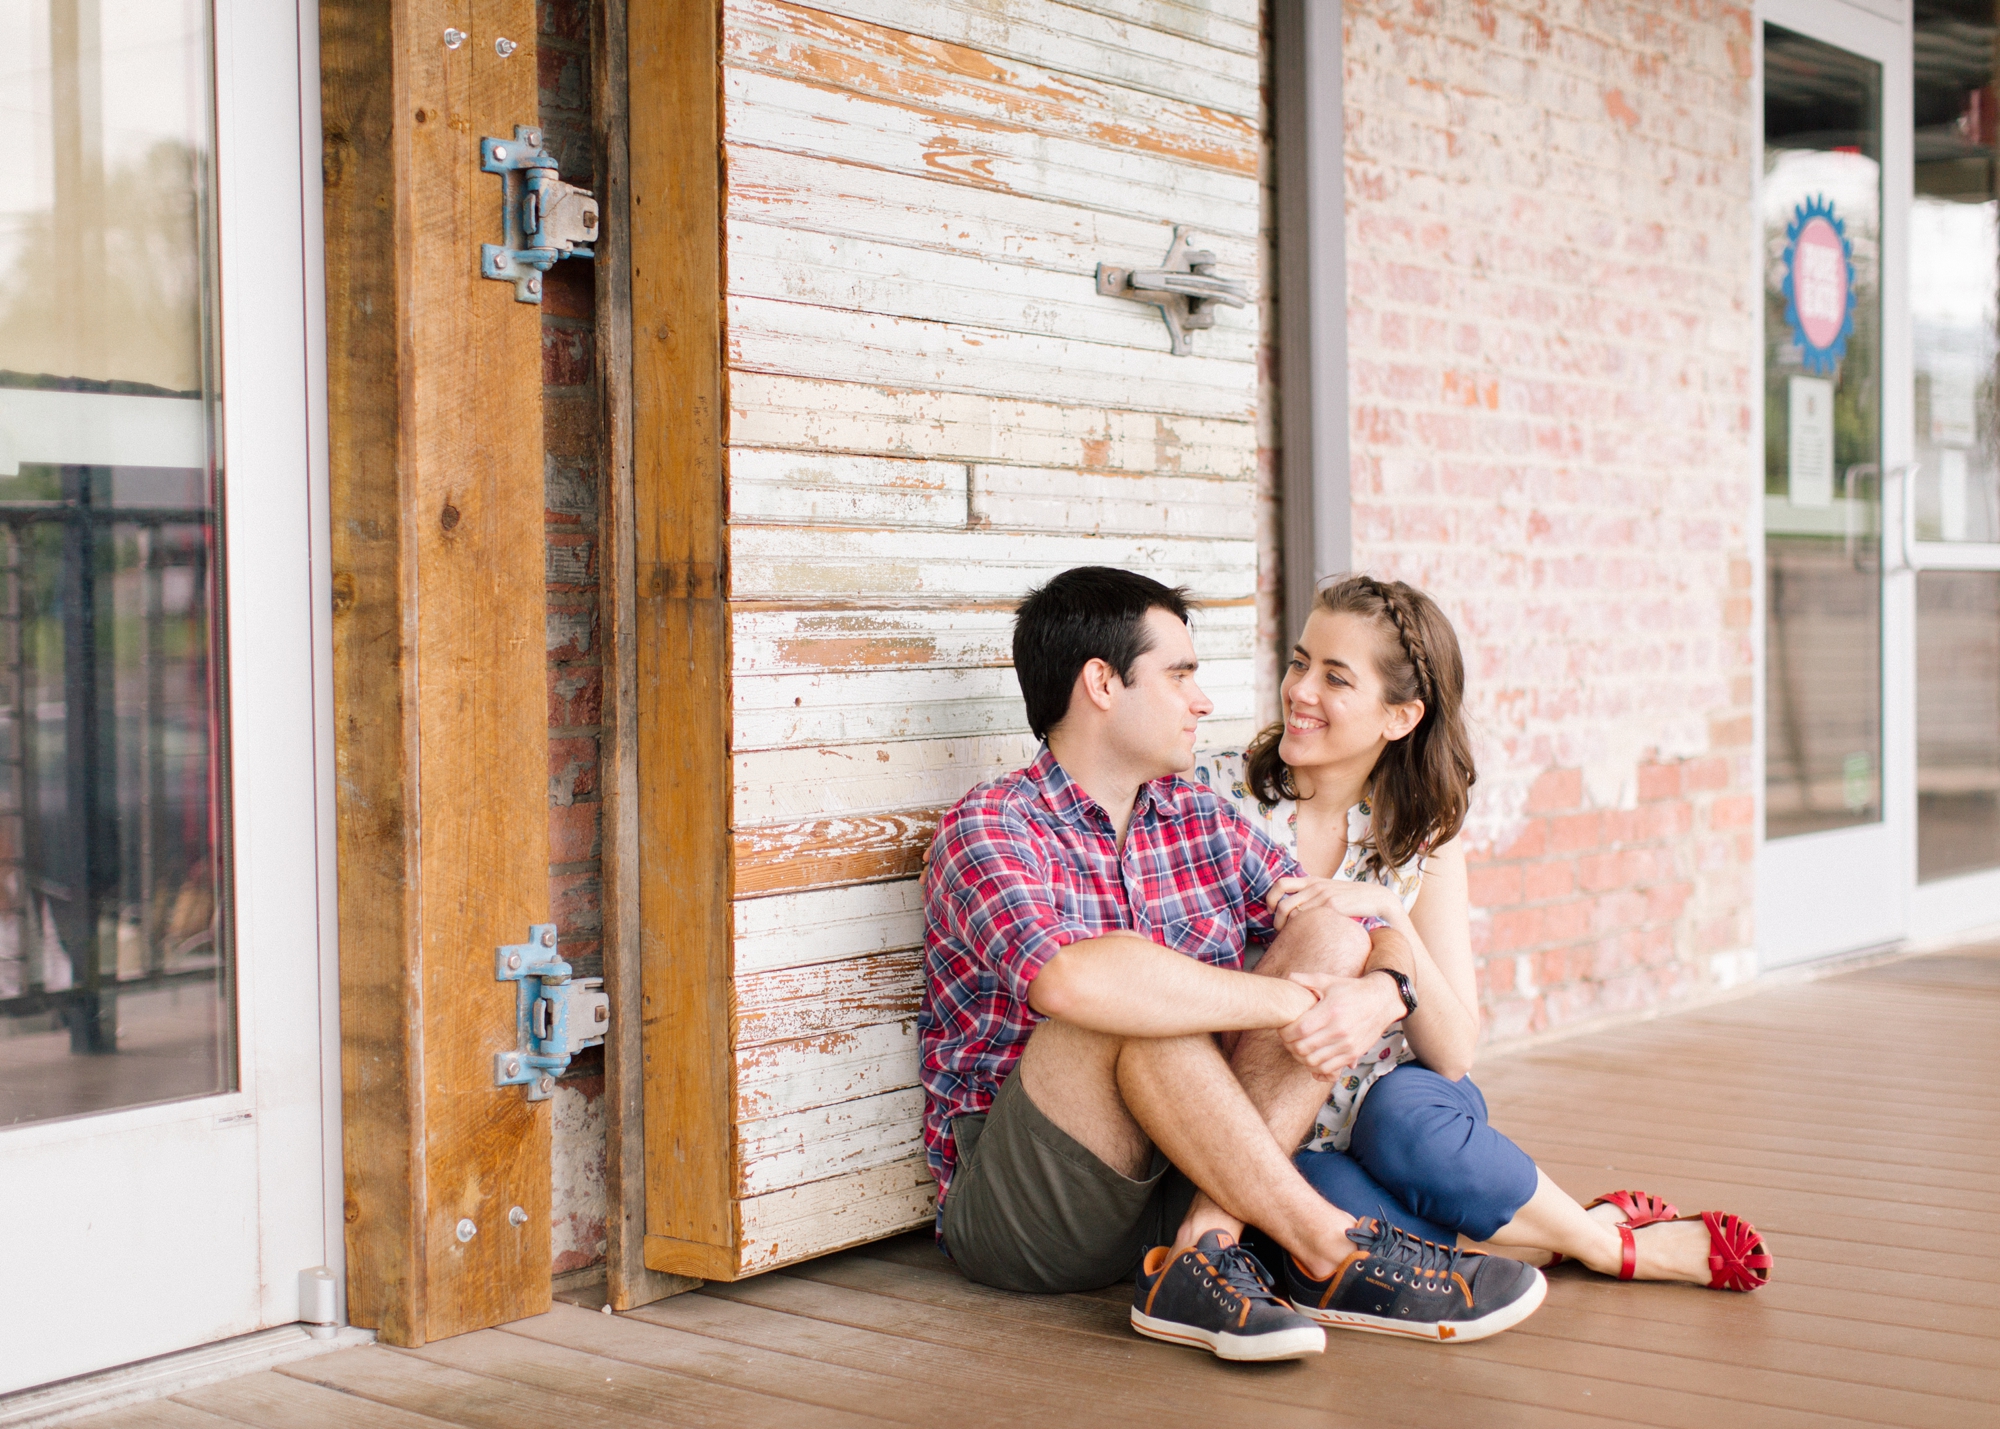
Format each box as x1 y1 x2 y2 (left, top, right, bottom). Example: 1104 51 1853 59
321 0 555 1345
621 0 740 1286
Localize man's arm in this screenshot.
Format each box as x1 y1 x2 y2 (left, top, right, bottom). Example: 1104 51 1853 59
1027 932 1316 1038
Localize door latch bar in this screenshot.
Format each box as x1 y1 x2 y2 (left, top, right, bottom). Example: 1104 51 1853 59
1095 226 1247 356
494 923 609 1100
479 126 598 304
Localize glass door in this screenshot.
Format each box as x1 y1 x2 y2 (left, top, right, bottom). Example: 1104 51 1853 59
0 0 332 1392
1908 0 2000 939
1758 4 1913 965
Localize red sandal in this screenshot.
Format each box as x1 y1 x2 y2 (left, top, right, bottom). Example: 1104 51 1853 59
1597 1207 1773 1288
1693 1210 1772 1292
1585 1189 1680 1227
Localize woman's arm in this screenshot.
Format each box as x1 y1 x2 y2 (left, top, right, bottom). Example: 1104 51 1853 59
1268 848 1482 1077
1386 838 1481 1077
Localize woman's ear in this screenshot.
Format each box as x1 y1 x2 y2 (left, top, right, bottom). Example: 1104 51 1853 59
1384 698 1424 742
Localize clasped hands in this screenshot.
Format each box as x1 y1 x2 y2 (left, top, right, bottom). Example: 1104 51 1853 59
1264 875 1407 1079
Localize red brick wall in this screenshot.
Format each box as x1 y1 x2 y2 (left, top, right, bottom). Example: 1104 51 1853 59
1338 1 1760 1040
540 0 608 1276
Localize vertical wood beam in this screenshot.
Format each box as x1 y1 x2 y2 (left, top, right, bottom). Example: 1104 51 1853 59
595 0 700 1309
630 0 737 1279
323 0 554 1344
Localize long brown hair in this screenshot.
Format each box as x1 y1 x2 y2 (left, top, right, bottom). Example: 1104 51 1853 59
1245 576 1475 874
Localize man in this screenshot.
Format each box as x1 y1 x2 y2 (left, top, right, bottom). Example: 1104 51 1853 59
920 567 1544 1361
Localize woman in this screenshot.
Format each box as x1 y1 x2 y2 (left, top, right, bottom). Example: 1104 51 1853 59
1193 575 1770 1292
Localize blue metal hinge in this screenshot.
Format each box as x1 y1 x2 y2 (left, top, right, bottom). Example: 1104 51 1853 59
493 924 609 1101
479 126 598 304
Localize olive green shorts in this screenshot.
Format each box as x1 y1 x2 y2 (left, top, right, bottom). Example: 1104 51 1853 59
939 1065 1196 1294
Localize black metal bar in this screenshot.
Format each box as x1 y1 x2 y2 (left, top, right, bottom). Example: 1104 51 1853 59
0 965 218 1020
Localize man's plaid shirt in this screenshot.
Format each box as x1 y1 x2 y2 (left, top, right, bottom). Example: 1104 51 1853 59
918 745 1302 1200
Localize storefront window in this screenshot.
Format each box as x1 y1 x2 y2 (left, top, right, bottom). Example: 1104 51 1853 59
1763 25 1884 839
1913 3 2000 883
0 0 231 1125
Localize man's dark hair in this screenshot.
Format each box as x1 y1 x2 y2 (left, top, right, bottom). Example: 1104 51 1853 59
1012 567 1192 740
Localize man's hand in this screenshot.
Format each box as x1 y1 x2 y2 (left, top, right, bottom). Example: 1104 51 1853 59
1276 971 1406 1078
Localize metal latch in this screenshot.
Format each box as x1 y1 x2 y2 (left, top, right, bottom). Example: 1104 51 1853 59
479 125 598 303
494 923 608 1100
1096 226 1247 355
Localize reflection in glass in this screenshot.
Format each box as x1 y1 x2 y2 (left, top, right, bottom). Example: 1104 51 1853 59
0 0 230 1126
1763 26 1885 839
1913 4 2000 884
1917 573 2000 880
1913 4 2000 544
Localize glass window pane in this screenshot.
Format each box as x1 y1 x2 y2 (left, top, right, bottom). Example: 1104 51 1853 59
1917 572 2000 881
1912 5 2000 544
1763 24 1885 839
0 0 231 1126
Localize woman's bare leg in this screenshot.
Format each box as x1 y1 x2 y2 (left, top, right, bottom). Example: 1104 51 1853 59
1470 1171 1713 1283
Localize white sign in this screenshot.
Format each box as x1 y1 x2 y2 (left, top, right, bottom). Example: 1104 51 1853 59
1787 375 1834 508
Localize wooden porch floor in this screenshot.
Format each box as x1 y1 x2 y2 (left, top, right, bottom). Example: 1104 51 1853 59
82 944 2000 1428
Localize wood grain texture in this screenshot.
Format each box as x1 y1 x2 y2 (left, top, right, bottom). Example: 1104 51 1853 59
732 810 939 895
593 0 699 1314
631 0 737 1268
323 0 552 1347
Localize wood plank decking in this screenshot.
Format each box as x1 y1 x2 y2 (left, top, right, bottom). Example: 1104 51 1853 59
78 944 2000 1428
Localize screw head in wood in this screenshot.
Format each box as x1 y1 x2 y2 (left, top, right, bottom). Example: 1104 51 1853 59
494 36 517 57
508 1205 528 1227
442 27 465 48
456 1218 477 1243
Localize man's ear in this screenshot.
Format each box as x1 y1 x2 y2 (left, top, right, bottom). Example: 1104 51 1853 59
1076 656 1121 715
1384 699 1424 742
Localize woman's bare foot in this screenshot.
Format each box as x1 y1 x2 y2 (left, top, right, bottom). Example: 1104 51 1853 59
1583 1200 1711 1283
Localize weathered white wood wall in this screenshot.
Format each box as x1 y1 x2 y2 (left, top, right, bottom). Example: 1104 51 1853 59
719 0 1270 1272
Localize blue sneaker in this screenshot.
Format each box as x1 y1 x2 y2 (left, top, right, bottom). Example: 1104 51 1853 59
1281 1218 1546 1343
1131 1230 1325 1361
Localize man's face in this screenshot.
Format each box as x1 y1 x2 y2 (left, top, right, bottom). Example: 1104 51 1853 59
1105 608 1213 777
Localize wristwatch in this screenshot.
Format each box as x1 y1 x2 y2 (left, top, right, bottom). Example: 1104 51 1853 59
1376 968 1419 1019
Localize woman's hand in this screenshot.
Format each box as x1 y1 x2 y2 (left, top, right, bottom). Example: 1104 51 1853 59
1267 875 1400 930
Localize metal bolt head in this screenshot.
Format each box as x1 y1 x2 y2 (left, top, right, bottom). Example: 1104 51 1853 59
506 952 521 970
537 1074 555 1095
527 276 542 296
509 1205 529 1227
492 145 508 162
524 129 543 148
494 36 517 57
456 1218 477 1243
442 27 465 48
594 1005 608 1023
504 1055 521 1077
540 929 555 947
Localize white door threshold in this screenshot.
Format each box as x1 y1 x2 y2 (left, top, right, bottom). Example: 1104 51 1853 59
0 1323 374 1428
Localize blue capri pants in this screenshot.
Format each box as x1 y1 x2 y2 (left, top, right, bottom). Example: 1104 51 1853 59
1293 1064 1538 1245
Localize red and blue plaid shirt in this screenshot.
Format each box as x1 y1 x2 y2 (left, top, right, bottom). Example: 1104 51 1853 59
919 745 1302 1199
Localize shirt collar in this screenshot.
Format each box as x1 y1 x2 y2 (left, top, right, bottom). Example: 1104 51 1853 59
1030 745 1181 831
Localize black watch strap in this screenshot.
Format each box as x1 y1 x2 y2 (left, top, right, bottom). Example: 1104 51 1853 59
1378 968 1419 1018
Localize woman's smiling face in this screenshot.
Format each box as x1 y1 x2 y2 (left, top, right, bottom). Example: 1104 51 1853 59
1278 609 1424 777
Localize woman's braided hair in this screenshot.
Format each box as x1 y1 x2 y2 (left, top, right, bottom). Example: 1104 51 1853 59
1245 575 1476 875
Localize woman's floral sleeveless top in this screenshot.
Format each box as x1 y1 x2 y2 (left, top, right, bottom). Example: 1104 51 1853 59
1191 749 1423 1152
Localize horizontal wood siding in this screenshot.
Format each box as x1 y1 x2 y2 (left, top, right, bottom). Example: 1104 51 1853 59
715 0 1267 1275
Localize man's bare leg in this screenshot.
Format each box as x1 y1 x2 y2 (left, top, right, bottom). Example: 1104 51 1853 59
1018 908 1389 1278
1151 907 1375 1262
